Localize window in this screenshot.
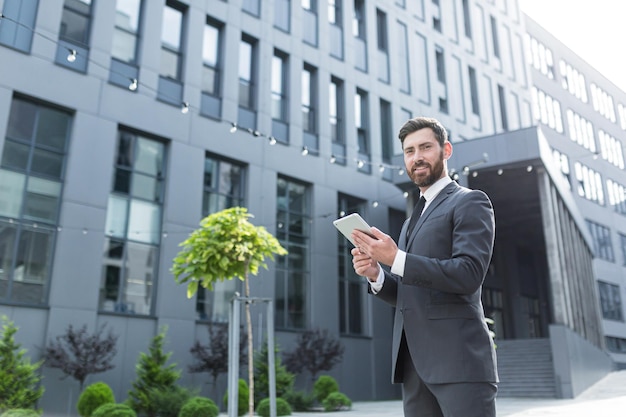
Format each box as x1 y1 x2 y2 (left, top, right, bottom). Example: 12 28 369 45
597 130 624 169
196 155 246 322
271 51 289 122
338 195 369 335
328 0 343 59
353 0 367 71
551 149 571 189
575 162 604 205
498 84 508 131
590 83 616 122
329 77 344 146
469 66 480 116
202 20 222 97
462 0 472 38
56 0 93 71
586 220 614 262
302 64 317 134
436 48 448 113
160 3 184 81
112 0 142 64
607 180 626 216
598 281 623 321
275 177 310 329
566 110 596 152
619 103 626 130
0 97 72 305
0 0 39 52
274 0 291 32
606 336 626 353
559 60 587 103
242 0 260 17
101 130 166 315
531 87 563 133
620 233 626 266
380 99 393 164
355 88 370 172
490 16 500 59
238 36 256 110
525 35 554 79
376 9 389 83
302 0 318 46
397 21 410 94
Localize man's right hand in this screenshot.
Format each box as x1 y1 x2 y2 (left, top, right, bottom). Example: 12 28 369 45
351 247 380 282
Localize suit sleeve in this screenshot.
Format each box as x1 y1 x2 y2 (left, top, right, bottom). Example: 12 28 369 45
402 190 495 295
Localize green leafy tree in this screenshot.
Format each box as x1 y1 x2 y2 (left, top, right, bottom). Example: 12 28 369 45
172 207 287 417
44 323 118 391
0 316 44 412
126 327 181 417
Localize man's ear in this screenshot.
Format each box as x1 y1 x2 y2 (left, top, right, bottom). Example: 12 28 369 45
443 141 453 160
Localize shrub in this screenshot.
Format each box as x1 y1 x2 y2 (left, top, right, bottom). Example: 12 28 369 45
77 382 115 417
0 317 44 411
282 390 314 412
313 375 339 403
222 379 248 416
0 410 41 417
92 403 136 417
254 342 294 405
322 392 351 412
256 398 292 417
145 385 194 417
179 397 219 417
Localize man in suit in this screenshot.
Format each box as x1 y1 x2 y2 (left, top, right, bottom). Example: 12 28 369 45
351 117 497 417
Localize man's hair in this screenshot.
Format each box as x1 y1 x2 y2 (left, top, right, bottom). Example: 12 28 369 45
398 117 448 147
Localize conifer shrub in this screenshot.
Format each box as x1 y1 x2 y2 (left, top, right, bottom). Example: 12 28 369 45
255 398 292 417
77 382 115 417
179 397 219 417
222 379 248 416
0 409 41 417
282 390 314 412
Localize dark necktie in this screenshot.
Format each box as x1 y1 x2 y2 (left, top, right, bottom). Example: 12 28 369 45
406 196 426 244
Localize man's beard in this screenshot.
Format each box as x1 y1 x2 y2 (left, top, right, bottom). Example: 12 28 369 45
408 151 445 188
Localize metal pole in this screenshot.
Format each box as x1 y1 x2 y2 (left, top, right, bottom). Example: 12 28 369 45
228 297 241 417
267 300 277 417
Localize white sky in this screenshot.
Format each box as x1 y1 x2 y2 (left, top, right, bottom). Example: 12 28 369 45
519 0 626 93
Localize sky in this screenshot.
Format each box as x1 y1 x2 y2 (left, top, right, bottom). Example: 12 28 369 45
519 0 626 93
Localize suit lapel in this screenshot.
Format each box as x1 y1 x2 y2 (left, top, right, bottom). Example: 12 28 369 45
405 182 458 248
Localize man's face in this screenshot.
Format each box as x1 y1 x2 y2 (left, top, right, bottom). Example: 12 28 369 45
402 128 451 190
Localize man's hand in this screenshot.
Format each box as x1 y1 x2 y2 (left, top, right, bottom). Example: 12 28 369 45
350 247 380 281
351 227 398 267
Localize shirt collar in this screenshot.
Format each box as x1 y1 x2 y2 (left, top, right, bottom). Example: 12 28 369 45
422 175 452 203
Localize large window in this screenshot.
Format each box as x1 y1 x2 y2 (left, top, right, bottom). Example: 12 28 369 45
469 66 480 116
160 2 184 81
200 18 223 118
575 162 604 205
271 50 289 123
566 110 595 153
0 97 72 305
598 281 623 321
275 177 310 329
238 35 256 111
330 77 344 144
338 195 369 335
376 9 389 83
353 0 367 71
597 130 624 169
397 21 410 94
531 87 563 133
0 0 39 52
355 88 370 173
101 130 166 315
302 64 317 134
56 0 93 71
196 155 246 322
607 180 626 216
302 0 318 46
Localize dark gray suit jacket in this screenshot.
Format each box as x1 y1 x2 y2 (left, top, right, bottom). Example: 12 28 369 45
373 181 498 385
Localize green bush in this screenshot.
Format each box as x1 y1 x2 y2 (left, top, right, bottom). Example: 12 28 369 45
146 385 194 417
322 392 351 412
254 342 295 405
222 379 248 416
0 409 41 417
282 390 314 411
77 382 115 417
92 403 136 417
256 398 292 417
179 396 219 417
313 375 339 403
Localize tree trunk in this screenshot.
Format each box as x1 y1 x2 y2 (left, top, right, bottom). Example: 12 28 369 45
244 267 255 417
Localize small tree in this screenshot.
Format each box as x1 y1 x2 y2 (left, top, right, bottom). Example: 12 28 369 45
283 328 344 385
0 316 44 411
172 207 287 417
126 327 180 417
253 342 294 405
188 323 247 400
44 323 118 391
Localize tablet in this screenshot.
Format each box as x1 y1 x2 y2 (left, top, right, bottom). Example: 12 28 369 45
333 213 376 246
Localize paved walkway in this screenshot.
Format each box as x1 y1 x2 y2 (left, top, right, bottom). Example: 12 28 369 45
283 370 626 417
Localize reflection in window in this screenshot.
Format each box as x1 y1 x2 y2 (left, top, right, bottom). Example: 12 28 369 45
101 130 166 315
238 36 256 110
197 155 246 322
0 97 71 305
598 281 623 320
271 51 289 122
60 0 92 46
160 2 184 80
112 0 142 63
275 177 310 330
